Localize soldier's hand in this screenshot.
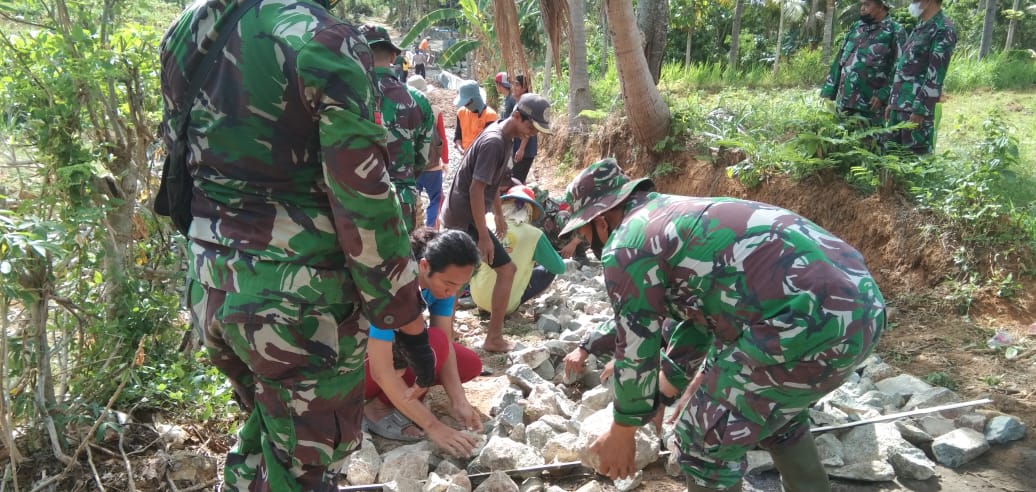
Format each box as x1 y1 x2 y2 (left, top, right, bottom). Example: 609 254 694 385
559 236 580 258
590 424 637 480
563 346 589 379
869 96 884 113
600 360 615 382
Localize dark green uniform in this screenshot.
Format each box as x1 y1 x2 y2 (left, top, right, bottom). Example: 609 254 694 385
160 1 421 489
821 17 905 124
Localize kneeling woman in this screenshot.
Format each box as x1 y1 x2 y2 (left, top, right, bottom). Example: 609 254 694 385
364 228 484 457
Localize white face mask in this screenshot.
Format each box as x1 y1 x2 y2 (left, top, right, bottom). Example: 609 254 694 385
908 1 924 17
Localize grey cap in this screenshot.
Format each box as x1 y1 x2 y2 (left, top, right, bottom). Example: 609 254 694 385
514 93 553 134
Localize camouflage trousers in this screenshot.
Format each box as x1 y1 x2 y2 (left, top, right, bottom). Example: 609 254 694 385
675 296 885 489
189 281 368 491
396 185 419 233
885 109 935 154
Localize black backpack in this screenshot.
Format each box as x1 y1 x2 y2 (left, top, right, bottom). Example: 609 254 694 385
154 0 262 235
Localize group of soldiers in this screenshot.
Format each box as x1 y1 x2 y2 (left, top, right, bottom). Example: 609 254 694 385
822 0 957 154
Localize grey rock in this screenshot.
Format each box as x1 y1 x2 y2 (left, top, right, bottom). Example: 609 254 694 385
490 386 524 417
576 406 659 472
473 470 519 492
478 436 544 470
932 428 990 468
862 361 899 382
508 423 526 443
580 386 613 411
342 438 381 485
895 421 934 446
510 346 551 370
918 415 956 438
889 446 937 481
434 460 462 476
815 433 845 467
954 413 988 433
532 361 555 381
985 415 1027 444
903 387 964 417
840 423 909 465
542 432 581 463
745 450 775 474
857 390 904 411
506 364 547 393
424 471 471 492
613 470 644 492
379 441 434 483
874 374 933 399
165 450 217 484
573 481 607 492
559 329 584 342
538 414 570 433
524 420 557 449
536 314 562 333
518 477 544 492
384 478 424 492
496 403 526 432
524 385 560 422
545 487 567 492
541 340 579 358
827 461 896 482
809 408 848 427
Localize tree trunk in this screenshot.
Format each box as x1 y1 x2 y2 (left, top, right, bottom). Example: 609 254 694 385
600 3 610 75
730 0 746 69
773 8 786 75
543 30 554 95
685 28 694 66
604 0 671 147
568 0 593 132
822 0 835 65
979 0 997 59
636 0 669 84
1004 0 1019 51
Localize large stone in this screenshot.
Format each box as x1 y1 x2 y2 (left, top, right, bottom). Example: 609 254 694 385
814 433 845 467
857 390 904 411
524 420 557 450
542 432 581 463
903 387 964 417
518 477 544 492
826 460 896 482
525 385 561 422
861 359 899 382
379 441 433 483
932 428 990 468
506 364 547 394
478 436 545 471
165 450 217 484
614 470 644 492
539 414 573 434
874 374 933 399
573 481 608 492
918 415 956 438
342 438 381 485
541 340 579 358
889 446 937 481
895 421 934 446
580 386 613 411
576 406 659 472
839 423 910 465
424 471 470 492
511 347 551 370
985 415 1027 444
536 314 562 334
954 413 988 433
473 471 519 492
490 386 524 417
384 478 424 492
745 450 775 474
533 361 556 381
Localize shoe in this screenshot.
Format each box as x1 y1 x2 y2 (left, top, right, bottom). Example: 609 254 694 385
457 295 475 309
364 409 423 442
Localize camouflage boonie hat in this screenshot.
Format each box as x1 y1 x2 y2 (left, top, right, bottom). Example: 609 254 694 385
360 24 402 54
559 158 653 236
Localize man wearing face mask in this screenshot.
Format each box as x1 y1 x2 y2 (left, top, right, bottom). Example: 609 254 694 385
886 0 957 154
453 80 499 156
821 0 905 126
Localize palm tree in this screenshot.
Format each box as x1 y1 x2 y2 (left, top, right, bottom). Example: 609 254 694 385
605 0 671 147
568 0 593 131
637 0 670 84
822 0 835 64
729 0 746 69
979 0 998 59
771 0 807 75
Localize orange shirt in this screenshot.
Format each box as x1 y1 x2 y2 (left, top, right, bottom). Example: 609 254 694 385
456 106 498 151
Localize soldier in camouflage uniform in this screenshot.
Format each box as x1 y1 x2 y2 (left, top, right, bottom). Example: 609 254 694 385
561 159 886 491
886 0 957 154
160 2 425 490
361 25 435 232
821 0 905 126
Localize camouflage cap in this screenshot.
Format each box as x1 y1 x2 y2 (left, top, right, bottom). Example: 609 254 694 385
360 24 402 54
559 158 653 237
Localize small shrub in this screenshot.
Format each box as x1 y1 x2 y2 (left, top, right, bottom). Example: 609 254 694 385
925 371 958 390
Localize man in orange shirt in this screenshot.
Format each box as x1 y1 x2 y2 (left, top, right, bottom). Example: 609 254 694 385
453 80 498 155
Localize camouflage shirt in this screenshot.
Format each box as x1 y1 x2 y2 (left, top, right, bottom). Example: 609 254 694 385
160 0 421 329
821 17 905 114
889 11 957 117
602 193 885 427
375 66 434 208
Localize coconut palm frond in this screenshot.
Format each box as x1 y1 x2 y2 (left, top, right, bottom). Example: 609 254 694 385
493 0 530 80
539 0 570 76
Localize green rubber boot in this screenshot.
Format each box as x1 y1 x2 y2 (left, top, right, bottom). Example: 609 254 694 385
769 432 831 492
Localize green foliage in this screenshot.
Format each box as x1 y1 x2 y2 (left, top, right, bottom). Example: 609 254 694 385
945 49 1036 92
925 371 958 390
400 9 465 48
439 39 481 68
121 350 236 422
590 58 620 110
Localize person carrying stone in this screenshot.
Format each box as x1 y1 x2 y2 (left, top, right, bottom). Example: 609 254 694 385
363 228 483 456
161 1 425 489
440 94 553 352
469 185 565 315
885 0 957 154
820 0 905 126
561 159 886 491
362 25 434 231
453 80 498 156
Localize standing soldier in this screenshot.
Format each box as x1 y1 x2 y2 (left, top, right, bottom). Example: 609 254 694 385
886 0 957 154
564 159 886 491
161 1 425 490
362 25 435 231
821 0 905 125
